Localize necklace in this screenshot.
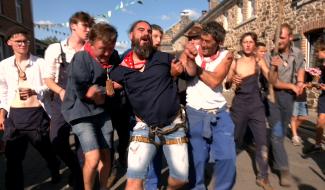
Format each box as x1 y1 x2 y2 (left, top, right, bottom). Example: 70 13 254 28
14 59 27 80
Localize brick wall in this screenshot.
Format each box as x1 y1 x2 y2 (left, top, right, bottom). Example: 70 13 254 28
0 0 35 58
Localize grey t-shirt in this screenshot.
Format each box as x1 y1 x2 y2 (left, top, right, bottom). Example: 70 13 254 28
265 46 305 84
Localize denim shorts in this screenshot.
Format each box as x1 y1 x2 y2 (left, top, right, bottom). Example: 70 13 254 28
127 120 189 181
71 112 113 153
292 101 308 117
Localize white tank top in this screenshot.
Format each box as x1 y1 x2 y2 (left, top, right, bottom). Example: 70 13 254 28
186 49 228 110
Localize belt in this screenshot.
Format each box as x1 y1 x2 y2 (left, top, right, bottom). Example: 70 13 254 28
199 106 226 115
130 136 188 145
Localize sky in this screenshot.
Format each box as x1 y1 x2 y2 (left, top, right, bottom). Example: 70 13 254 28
32 0 209 52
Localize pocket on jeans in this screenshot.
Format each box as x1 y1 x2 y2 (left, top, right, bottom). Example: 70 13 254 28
212 131 235 160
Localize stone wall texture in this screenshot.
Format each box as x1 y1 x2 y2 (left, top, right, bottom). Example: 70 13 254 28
162 0 325 109
217 0 325 110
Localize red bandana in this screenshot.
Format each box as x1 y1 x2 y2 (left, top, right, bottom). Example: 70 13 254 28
198 47 220 70
84 42 112 69
120 51 146 69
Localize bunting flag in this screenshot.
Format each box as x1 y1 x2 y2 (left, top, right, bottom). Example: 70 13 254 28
34 0 145 38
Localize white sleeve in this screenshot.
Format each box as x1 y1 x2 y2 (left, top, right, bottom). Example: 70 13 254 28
34 57 50 101
44 43 60 80
0 61 9 112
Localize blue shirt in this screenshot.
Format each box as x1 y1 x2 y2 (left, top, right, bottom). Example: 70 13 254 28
62 50 120 124
110 51 180 126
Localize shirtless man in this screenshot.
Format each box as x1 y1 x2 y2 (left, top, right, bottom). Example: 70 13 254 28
0 28 59 189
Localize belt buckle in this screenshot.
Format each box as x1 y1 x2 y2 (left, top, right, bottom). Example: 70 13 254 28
206 108 218 114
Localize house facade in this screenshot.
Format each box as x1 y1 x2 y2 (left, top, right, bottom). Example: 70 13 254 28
0 0 34 60
162 0 325 108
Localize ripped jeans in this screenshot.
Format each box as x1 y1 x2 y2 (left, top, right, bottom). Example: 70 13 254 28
127 121 189 181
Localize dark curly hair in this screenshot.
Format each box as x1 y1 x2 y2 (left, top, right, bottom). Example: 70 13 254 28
201 21 226 43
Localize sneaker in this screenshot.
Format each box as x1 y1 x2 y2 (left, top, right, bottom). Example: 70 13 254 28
291 136 301 146
303 144 323 155
256 178 274 190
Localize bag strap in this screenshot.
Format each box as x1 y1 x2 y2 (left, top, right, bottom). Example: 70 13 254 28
59 42 67 64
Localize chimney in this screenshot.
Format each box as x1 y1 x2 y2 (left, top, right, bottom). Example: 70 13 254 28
209 0 219 10
180 14 190 21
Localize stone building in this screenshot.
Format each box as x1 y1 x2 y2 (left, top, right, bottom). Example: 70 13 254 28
162 0 325 109
0 0 35 60
160 14 192 53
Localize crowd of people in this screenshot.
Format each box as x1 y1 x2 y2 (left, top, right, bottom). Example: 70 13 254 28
0 10 324 190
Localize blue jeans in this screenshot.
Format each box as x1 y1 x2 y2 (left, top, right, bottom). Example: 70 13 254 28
267 90 294 171
292 101 308 117
186 106 236 190
145 147 163 190
72 112 113 153
127 121 189 181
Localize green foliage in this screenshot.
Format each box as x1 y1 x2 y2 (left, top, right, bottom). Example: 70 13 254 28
41 36 60 45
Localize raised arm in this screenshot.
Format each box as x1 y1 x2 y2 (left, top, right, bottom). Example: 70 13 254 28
198 52 234 89
170 42 198 78
180 42 198 77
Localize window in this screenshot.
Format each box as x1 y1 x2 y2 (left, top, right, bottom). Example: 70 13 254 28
0 36 4 61
223 12 228 31
306 29 325 68
15 0 23 23
247 0 255 18
237 2 243 24
305 29 325 68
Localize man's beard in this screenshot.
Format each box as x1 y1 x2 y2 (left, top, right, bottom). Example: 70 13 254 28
132 38 154 59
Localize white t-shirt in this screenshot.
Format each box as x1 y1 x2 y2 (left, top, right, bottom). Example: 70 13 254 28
186 50 228 110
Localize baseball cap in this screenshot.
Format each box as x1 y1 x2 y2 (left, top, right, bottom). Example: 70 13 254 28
184 25 202 38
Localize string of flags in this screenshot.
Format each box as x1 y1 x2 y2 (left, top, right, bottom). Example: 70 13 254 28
34 0 144 38
94 0 144 21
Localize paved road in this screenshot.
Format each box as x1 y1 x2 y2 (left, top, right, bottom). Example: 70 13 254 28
1 122 324 190
0 101 324 189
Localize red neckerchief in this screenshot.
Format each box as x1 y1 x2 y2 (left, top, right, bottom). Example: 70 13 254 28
84 42 112 69
120 51 146 70
198 47 220 70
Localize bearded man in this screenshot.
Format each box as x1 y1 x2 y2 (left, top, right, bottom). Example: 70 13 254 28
110 20 197 190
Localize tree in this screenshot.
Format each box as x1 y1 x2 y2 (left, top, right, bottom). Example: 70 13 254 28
41 36 60 45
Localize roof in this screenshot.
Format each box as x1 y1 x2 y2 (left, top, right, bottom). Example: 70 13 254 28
171 0 235 43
